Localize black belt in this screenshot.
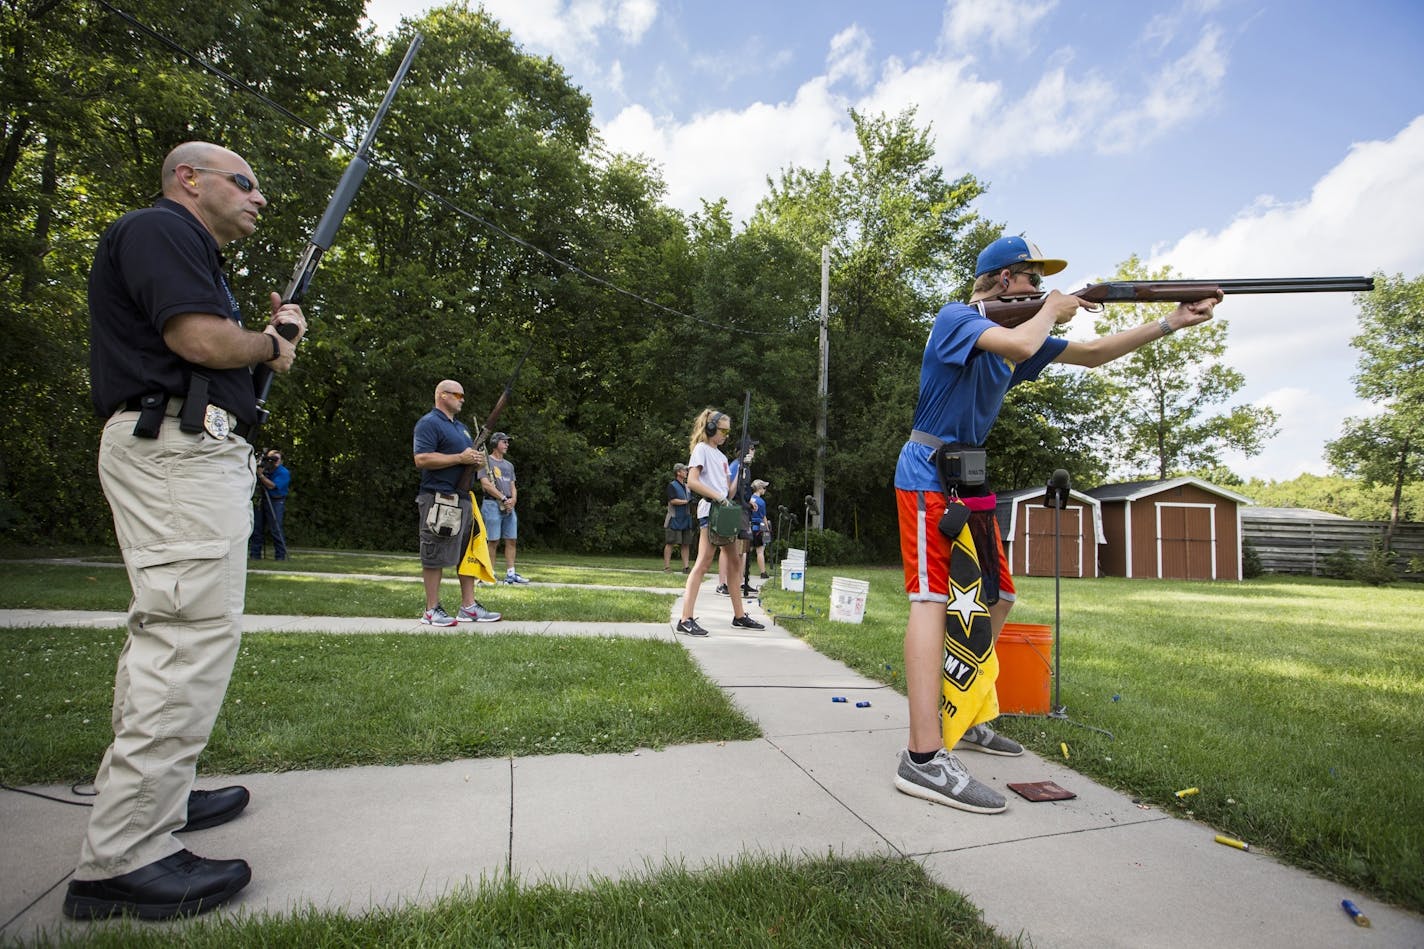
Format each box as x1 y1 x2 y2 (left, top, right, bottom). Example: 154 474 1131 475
124 393 180 413
118 396 251 439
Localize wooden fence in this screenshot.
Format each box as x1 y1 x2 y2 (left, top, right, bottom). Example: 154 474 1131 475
1241 513 1424 578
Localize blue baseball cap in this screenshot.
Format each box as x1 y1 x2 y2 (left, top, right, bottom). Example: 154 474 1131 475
974 235 1067 278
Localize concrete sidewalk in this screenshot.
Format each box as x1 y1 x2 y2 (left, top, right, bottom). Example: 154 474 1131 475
2 589 1421 946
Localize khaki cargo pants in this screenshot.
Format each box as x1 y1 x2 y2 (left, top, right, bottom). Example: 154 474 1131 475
75 409 255 879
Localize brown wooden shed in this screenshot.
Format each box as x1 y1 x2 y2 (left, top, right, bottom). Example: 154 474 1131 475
994 487 1106 578
1084 478 1253 581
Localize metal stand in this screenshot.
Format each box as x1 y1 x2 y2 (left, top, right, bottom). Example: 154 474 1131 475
778 498 817 623
1005 469 1113 739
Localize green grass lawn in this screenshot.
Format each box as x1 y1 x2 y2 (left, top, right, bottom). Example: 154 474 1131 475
0 629 757 782
24 854 1015 948
760 568 1424 913
5 545 1420 934
0 561 673 622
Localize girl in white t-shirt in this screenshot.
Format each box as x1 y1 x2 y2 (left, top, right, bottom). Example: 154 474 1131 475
675 408 764 636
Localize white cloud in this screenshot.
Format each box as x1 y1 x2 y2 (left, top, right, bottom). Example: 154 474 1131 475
941 0 1058 53
1152 115 1424 479
475 0 657 71
1099 28 1227 153
603 79 857 224
826 25 873 89
615 0 657 43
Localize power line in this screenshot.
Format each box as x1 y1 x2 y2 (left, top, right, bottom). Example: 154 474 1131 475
93 0 797 337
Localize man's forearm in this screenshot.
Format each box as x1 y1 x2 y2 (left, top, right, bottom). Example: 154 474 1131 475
163 312 276 368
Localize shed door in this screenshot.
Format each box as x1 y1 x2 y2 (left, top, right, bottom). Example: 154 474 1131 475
1158 505 1213 579
1027 505 1081 577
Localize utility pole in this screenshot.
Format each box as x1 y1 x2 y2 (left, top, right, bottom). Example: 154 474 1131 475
813 244 828 529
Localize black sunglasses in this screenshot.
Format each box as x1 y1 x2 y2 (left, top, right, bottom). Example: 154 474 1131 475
191 167 256 193
1013 269 1043 289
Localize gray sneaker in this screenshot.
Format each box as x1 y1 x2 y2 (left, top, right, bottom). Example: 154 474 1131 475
421 605 458 627
955 722 1024 757
894 749 1006 814
457 601 502 623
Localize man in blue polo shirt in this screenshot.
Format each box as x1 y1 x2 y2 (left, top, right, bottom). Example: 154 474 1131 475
413 380 502 626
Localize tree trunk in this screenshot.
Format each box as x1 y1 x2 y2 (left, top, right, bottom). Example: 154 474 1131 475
1385 434 1410 553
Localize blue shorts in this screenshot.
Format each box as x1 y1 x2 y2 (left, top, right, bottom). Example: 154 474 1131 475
480 500 518 541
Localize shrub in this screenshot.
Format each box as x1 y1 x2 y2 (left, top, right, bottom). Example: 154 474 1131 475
771 528 870 566
1355 542 1399 586
1242 541 1264 579
1321 549 1357 580
1322 542 1400 585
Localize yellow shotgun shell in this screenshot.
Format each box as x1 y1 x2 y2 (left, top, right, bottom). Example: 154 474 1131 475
1060 742 1070 759
1176 787 1200 798
1214 834 1249 851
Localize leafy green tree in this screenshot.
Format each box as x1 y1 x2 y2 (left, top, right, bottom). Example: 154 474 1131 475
751 108 990 555
1090 256 1278 480
0 0 367 541
1242 472 1424 521
1326 272 1424 546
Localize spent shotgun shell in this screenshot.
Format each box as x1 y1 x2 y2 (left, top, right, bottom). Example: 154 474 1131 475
1214 834 1249 851
1341 899 1371 927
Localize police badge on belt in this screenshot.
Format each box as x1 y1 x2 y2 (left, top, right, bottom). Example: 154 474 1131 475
203 404 231 439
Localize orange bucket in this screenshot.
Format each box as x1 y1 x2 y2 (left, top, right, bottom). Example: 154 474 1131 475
995 623 1053 714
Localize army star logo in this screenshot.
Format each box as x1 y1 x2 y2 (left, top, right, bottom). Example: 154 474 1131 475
946 578 989 629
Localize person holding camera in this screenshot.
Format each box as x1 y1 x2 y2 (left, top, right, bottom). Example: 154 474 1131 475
249 449 290 560
413 380 501 626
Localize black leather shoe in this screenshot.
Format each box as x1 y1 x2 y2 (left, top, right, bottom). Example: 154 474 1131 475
63 849 251 920
182 786 250 832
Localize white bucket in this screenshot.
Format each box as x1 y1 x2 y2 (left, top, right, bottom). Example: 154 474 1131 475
829 576 869 624
781 561 805 592
785 547 807 565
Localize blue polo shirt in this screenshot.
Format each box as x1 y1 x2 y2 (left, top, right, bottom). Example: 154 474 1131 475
895 302 1067 491
413 408 473 493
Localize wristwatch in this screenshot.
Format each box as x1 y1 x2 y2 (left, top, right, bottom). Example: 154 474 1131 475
1158 317 1174 337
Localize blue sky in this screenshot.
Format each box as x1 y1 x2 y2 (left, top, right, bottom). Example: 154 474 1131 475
364 0 1424 482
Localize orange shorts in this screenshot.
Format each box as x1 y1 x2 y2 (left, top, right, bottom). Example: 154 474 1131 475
897 488 1014 602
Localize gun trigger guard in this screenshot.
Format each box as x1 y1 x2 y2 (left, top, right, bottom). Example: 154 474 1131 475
1084 302 1105 314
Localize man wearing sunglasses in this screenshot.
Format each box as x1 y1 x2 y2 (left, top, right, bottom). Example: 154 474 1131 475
891 234 1220 815
72 142 306 921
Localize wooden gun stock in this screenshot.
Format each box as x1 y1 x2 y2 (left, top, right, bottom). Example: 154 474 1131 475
977 276 1375 328
453 339 534 496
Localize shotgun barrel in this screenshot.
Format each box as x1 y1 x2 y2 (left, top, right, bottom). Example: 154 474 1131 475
978 275 1375 327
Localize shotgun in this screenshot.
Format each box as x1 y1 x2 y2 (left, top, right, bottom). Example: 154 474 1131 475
251 34 423 432
976 276 1375 328
456 339 535 495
